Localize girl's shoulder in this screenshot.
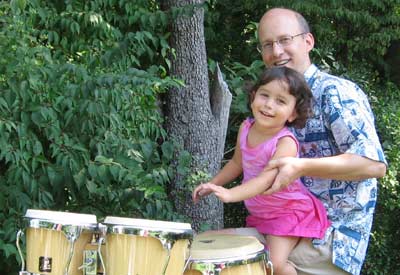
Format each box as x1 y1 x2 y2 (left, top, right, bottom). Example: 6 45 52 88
242 117 254 127
238 117 254 136
276 126 296 139
275 127 299 156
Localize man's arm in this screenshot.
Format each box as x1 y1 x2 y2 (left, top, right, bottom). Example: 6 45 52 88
299 153 386 179
263 153 386 195
261 77 387 195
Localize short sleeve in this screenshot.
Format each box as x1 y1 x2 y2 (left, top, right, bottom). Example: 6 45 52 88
321 79 386 164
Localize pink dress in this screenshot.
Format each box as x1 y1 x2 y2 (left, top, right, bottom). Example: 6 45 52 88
242 118 330 239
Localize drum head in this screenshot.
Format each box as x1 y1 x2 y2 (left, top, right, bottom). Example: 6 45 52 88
24 209 97 226
103 216 192 232
190 234 264 260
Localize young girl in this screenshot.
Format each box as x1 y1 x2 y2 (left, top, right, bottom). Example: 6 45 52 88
192 67 330 275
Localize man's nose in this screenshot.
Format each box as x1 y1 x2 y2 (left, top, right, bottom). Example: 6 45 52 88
271 42 284 56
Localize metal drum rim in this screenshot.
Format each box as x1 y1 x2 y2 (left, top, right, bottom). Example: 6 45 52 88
188 249 266 263
24 209 98 227
186 250 269 271
102 216 192 232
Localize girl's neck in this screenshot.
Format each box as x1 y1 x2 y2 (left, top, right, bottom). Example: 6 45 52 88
247 122 284 148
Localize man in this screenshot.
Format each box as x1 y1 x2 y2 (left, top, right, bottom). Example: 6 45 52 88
257 8 387 275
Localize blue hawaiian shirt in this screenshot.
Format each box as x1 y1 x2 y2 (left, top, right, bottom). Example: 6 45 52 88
291 64 386 275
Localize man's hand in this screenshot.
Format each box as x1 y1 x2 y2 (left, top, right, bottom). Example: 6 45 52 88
262 157 303 195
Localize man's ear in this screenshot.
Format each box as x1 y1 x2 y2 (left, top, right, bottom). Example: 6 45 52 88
305 32 315 53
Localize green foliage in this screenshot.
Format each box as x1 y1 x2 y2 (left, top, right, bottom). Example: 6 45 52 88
185 170 211 190
0 1 186 272
363 82 400 274
204 0 265 64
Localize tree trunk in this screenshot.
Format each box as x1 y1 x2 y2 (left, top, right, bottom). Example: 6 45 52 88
162 0 232 232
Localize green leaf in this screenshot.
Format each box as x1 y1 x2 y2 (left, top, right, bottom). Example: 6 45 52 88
161 141 174 160
95 155 114 165
10 0 26 13
33 140 43 156
73 169 86 191
39 191 54 208
88 163 97 178
86 180 98 194
2 243 18 258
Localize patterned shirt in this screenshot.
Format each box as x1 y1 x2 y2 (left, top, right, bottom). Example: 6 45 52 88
291 64 386 275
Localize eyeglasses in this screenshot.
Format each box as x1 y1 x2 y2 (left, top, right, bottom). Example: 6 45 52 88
257 33 306 53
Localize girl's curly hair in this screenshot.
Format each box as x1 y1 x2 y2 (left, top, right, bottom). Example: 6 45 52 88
247 67 313 128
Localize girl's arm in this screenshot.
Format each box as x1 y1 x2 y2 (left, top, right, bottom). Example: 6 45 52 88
192 124 244 203
203 135 298 203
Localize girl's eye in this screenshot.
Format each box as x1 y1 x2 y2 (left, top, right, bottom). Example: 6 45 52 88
277 99 286 104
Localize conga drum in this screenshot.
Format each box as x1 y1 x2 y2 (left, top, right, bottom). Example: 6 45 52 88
17 209 98 275
184 234 273 275
102 216 193 275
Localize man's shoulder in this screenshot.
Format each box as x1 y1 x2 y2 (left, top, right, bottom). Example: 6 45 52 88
311 66 366 98
315 67 355 87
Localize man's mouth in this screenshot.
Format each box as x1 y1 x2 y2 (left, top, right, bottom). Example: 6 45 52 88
274 59 290 66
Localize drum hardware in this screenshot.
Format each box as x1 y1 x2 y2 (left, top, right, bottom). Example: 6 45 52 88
97 236 106 275
16 230 30 275
182 254 192 273
79 232 105 275
264 249 273 275
78 254 96 275
186 250 269 274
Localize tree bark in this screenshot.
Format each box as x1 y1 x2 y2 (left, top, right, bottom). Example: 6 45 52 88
162 0 232 232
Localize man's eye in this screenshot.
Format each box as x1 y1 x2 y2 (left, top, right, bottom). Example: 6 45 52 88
279 37 292 45
263 43 273 49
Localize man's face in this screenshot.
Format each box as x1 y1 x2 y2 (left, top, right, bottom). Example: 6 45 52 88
258 9 314 74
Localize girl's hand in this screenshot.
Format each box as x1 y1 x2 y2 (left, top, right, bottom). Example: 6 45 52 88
192 182 214 203
200 183 233 203
193 183 233 203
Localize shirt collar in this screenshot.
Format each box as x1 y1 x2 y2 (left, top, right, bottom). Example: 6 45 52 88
303 64 318 81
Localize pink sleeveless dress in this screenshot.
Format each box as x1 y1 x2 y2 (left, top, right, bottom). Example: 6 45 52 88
242 118 330 239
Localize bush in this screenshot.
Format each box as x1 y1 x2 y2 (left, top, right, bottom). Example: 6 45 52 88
0 1 185 272
363 82 400 275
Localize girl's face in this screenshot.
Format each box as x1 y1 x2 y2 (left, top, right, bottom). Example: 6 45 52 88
251 79 298 130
